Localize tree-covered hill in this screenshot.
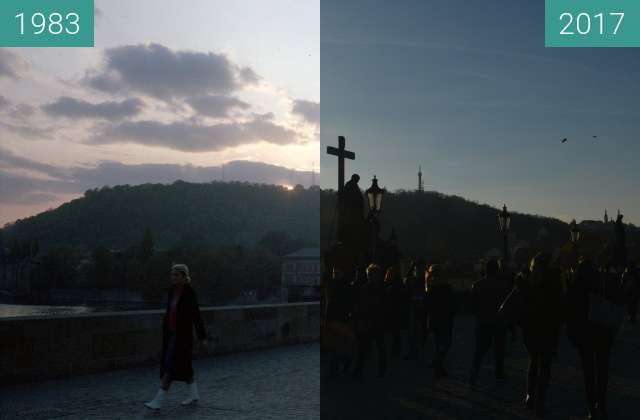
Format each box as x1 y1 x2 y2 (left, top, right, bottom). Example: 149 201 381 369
2 181 320 251
321 189 573 262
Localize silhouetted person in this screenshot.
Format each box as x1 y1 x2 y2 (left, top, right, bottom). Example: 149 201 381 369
469 259 512 386
519 253 564 417
325 267 354 377
567 259 621 420
352 264 387 381
622 264 639 323
499 259 519 345
404 259 426 361
384 266 404 359
425 264 455 378
145 264 208 410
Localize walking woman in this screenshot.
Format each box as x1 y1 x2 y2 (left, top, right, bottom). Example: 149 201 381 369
566 259 620 420
145 264 208 410
520 252 564 418
425 264 455 378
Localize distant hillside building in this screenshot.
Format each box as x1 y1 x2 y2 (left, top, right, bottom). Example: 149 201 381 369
281 247 320 302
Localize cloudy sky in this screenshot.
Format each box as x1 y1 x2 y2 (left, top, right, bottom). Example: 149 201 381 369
321 0 640 225
0 0 319 226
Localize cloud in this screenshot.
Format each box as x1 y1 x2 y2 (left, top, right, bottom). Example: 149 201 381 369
0 149 315 210
0 103 46 139
0 50 28 79
0 170 78 205
0 146 68 178
92 118 300 152
0 95 10 110
8 104 36 120
0 122 49 139
186 95 250 117
42 97 144 120
70 160 314 188
292 99 319 125
85 44 259 100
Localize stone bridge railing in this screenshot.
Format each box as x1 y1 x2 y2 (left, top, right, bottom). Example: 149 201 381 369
0 302 319 385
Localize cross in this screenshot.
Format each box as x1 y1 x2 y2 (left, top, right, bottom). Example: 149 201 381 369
326 136 355 193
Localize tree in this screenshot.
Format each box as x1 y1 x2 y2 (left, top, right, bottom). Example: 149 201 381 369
258 230 306 257
139 227 154 262
93 246 113 289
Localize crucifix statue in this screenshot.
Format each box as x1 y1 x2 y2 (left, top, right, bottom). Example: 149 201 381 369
326 136 355 194
326 136 365 248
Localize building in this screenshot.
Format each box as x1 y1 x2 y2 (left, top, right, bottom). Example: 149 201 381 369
281 247 320 302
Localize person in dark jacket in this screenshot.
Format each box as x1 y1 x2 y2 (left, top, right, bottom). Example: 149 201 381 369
566 259 620 420
425 264 455 378
519 252 564 418
404 259 426 361
469 259 512 386
384 265 404 359
622 264 639 323
352 263 387 381
324 267 354 377
145 264 208 410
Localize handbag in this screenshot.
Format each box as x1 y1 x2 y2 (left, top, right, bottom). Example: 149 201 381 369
498 286 524 326
588 277 624 332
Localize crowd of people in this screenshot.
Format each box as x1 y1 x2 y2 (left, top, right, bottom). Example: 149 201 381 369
322 253 640 419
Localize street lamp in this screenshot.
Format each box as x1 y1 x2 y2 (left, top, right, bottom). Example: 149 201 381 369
569 219 581 243
365 175 385 261
498 204 511 262
366 175 384 214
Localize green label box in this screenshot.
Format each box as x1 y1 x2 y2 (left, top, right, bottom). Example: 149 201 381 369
0 0 94 47
546 0 640 47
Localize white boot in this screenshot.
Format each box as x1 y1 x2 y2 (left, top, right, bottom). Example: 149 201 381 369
145 388 167 410
181 382 200 406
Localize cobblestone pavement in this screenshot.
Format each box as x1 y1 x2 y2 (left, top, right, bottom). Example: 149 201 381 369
1 344 319 420
322 317 640 420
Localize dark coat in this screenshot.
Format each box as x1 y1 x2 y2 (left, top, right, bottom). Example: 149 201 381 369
383 278 405 332
519 267 564 354
160 283 207 381
471 274 512 326
425 283 455 332
352 280 384 334
566 268 620 349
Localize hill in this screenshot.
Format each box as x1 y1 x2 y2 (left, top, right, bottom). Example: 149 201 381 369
1 181 320 251
322 189 573 264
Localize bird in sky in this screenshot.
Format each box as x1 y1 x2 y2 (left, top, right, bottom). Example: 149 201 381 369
561 138 568 143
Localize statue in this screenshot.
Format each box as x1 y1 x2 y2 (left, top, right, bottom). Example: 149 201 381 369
613 211 627 267
337 174 366 252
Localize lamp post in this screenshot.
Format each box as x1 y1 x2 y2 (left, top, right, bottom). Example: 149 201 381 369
498 204 511 263
365 175 385 260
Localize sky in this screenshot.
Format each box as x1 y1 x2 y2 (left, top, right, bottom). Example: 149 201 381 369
0 0 319 226
321 0 640 225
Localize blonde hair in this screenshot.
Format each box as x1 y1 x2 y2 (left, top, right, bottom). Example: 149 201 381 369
171 263 191 283
424 264 443 292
